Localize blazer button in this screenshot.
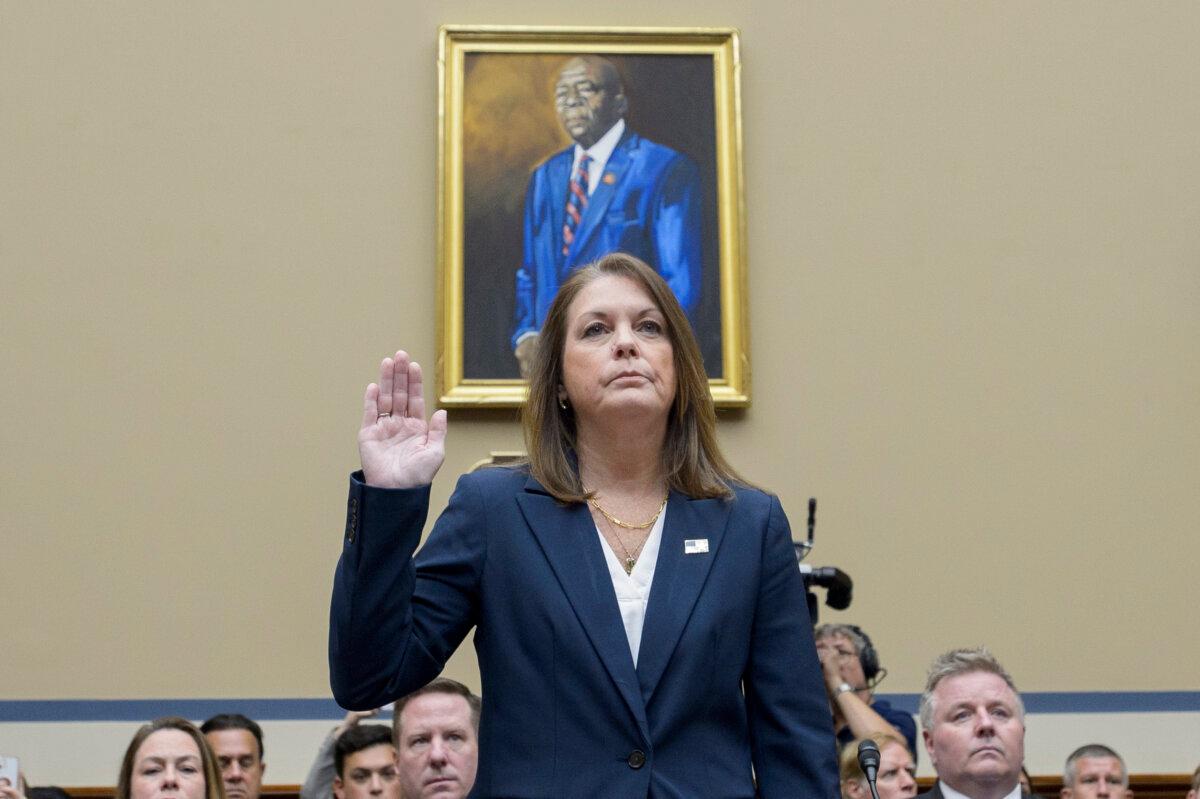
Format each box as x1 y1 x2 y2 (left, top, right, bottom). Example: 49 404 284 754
627 750 646 769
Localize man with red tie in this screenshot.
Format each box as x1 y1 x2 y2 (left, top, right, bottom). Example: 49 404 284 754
512 55 703 376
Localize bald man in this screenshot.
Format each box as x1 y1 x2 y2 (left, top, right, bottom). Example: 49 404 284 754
513 55 704 375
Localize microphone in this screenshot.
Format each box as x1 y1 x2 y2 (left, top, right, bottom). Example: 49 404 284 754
795 497 817 561
858 739 882 799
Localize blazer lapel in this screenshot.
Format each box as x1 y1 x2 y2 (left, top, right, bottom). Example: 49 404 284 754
515 477 650 741
568 132 638 262
635 491 732 703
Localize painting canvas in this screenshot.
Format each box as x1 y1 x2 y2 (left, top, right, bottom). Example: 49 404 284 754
437 26 748 407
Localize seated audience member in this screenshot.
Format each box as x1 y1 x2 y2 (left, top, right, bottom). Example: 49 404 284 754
393 678 480 799
1186 764 1199 799
918 647 1026 799
117 717 223 799
333 725 400 799
840 731 918 799
301 709 384 799
201 713 266 799
1060 745 1132 799
816 623 919 758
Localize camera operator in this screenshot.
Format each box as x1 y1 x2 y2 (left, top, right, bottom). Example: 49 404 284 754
814 623 917 760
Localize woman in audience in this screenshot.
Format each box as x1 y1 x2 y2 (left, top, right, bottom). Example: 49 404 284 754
117 717 224 799
840 731 918 799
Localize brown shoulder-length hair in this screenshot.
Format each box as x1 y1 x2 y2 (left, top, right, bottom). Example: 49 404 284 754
521 252 744 503
117 717 225 799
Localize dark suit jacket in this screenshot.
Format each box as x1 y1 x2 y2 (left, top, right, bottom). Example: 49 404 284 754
512 129 703 348
329 467 839 798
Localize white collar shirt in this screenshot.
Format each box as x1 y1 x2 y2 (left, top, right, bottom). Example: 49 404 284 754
594 502 664 668
937 780 1022 799
570 118 626 196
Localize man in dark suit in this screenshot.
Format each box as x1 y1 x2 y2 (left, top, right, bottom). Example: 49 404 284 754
201 714 267 799
917 648 1027 799
393 679 480 799
512 55 703 375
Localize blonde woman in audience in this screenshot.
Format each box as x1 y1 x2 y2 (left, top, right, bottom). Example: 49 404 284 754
117 717 225 799
840 731 918 799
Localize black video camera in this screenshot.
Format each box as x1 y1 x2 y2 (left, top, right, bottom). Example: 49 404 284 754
794 498 853 623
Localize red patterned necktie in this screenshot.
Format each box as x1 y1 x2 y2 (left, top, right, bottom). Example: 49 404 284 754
562 153 593 257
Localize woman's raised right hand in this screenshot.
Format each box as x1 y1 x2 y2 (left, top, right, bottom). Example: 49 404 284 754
358 350 447 489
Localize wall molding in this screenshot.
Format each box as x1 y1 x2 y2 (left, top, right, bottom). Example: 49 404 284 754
3 691 1200 722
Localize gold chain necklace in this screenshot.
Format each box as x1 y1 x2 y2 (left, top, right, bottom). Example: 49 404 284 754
589 493 668 574
611 531 647 575
588 493 669 530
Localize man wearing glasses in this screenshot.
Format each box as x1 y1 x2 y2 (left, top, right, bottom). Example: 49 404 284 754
815 623 918 759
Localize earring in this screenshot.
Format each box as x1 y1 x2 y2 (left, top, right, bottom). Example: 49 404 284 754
558 397 569 411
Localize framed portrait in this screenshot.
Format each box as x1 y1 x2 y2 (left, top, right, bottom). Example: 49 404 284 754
436 25 749 407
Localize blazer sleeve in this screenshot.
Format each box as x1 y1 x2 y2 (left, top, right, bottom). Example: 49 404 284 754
743 495 841 798
650 152 702 317
328 471 485 709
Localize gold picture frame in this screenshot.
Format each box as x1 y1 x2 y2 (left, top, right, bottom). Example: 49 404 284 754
437 25 749 407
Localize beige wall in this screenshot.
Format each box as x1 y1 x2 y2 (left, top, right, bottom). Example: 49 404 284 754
3 0 1197 713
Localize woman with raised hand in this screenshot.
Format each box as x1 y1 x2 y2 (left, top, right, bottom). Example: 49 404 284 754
330 252 838 797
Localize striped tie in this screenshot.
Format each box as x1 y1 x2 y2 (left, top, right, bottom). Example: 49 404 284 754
562 154 592 257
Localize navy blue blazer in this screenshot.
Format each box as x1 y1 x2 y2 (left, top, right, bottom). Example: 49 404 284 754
512 130 703 349
330 467 839 798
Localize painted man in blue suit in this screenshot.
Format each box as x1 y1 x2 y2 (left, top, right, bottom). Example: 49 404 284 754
512 55 703 376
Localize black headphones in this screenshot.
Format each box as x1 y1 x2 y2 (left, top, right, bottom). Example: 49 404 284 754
846 624 881 683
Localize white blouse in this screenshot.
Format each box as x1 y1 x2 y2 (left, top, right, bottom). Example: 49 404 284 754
594 506 666 668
